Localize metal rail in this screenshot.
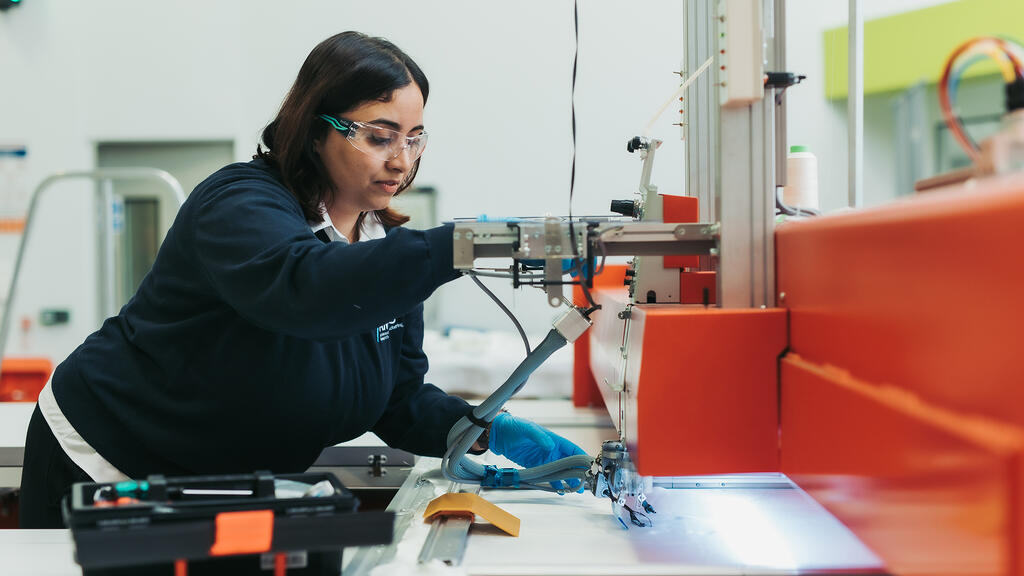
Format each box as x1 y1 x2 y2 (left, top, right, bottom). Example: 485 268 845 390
0 168 185 368
417 483 481 567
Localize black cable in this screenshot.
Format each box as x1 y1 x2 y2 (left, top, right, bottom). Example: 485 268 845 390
467 272 531 356
775 187 821 217
566 256 599 313
577 273 598 311
567 0 579 257
594 235 608 276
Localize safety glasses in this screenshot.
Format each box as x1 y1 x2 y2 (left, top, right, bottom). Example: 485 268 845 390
318 114 428 161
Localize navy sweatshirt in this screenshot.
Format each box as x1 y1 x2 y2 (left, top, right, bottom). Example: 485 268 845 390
51 160 470 478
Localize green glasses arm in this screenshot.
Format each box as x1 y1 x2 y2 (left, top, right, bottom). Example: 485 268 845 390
317 114 350 132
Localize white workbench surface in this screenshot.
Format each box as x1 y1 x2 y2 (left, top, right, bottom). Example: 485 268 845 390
0 530 79 576
0 399 614 576
0 400 885 575
340 401 884 575
343 460 884 576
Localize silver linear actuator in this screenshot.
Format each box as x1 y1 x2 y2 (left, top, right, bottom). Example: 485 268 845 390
452 218 717 266
451 217 719 307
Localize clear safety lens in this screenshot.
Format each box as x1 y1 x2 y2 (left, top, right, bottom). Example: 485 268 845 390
347 122 428 161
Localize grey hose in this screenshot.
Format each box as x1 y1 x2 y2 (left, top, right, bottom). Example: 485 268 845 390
441 329 592 492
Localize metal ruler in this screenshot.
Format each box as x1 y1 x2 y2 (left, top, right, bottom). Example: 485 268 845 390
417 483 480 566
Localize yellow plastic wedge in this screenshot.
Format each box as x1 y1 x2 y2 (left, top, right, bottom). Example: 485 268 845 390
423 492 520 537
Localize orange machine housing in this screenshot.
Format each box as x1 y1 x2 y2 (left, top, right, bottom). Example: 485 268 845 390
575 177 1024 575
586 290 786 476
776 175 1024 576
573 194 716 408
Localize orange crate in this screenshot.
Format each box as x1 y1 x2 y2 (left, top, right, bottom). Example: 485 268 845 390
0 357 53 402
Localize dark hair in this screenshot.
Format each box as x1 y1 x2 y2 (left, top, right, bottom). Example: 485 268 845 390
255 31 429 237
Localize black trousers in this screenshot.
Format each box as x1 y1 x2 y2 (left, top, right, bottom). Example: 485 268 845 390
19 404 93 528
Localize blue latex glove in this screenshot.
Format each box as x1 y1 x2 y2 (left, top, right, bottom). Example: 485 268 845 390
489 412 587 491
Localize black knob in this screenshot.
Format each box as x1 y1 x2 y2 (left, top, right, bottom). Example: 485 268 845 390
1007 78 1024 112
610 200 638 217
626 136 645 153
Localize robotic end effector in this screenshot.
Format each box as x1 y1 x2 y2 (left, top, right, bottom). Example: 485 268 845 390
584 440 657 529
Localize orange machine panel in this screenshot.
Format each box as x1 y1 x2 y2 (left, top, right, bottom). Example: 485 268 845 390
620 304 786 476
781 354 1023 576
662 194 699 269
678 270 716 305
776 175 1024 427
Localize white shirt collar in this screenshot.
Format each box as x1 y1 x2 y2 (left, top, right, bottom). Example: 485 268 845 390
310 207 386 243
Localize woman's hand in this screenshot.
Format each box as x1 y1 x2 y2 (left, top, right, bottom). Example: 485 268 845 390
488 412 587 491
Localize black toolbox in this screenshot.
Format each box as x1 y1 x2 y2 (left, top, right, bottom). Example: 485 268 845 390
63 471 393 575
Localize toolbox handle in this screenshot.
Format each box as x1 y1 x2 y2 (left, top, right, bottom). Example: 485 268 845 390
143 471 276 500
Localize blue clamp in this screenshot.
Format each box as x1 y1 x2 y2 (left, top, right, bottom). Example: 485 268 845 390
481 465 520 488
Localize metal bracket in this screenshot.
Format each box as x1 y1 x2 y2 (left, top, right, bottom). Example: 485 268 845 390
544 217 565 307
367 454 388 477
631 139 683 304
452 227 476 269
610 304 633 393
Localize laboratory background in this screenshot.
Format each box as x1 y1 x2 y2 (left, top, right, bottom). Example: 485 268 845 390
0 0 1021 575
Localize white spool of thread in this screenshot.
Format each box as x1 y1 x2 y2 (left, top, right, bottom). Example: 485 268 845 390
783 145 819 210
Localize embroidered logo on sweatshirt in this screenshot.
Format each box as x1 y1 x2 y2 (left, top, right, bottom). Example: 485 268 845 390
375 319 404 342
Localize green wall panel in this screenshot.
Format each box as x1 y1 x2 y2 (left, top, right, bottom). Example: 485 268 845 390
824 0 1024 99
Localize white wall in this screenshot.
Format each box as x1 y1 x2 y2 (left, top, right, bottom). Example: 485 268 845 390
1 0 987 365
0 0 688 362
1 1 103 359
784 0 961 212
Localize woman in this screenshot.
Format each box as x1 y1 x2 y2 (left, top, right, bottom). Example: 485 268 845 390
19 31 585 528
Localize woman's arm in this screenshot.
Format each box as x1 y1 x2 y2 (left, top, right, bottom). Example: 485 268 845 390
188 173 459 340
370 304 476 456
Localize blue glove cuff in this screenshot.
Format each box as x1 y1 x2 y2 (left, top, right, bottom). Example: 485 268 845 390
481 465 520 488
